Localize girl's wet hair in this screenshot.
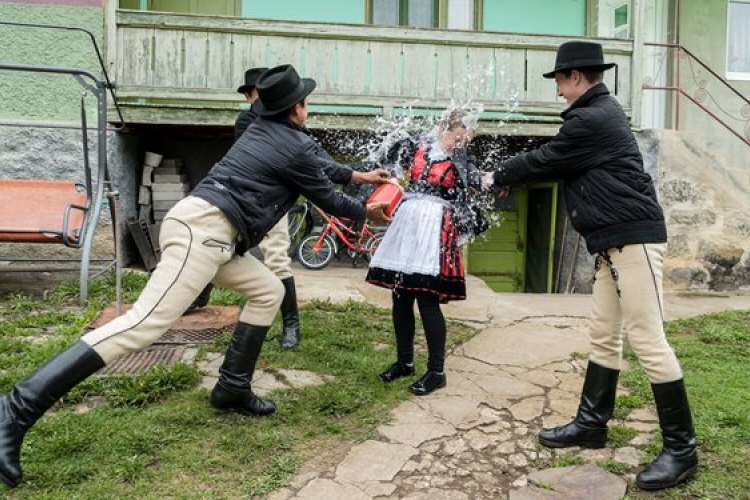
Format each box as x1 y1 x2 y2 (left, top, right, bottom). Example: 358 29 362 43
439 109 470 132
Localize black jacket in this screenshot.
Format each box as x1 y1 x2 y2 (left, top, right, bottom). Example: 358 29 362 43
234 102 355 185
492 83 666 254
192 117 366 254
234 102 260 142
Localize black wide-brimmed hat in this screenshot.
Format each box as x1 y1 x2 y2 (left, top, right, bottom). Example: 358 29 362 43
543 41 616 79
255 64 317 117
237 67 268 94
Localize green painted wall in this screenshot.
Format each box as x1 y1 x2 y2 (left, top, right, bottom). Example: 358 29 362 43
0 3 104 124
241 0 365 24
483 0 586 36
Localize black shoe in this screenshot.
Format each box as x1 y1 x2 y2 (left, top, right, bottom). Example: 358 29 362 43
636 379 698 490
209 385 276 416
378 362 415 383
408 370 446 395
538 361 619 449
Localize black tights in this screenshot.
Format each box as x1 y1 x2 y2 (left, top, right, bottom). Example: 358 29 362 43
392 289 446 372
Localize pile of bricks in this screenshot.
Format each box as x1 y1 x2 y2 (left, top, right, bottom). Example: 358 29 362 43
138 152 189 223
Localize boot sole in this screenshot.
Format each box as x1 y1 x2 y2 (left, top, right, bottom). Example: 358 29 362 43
210 403 276 417
538 436 607 449
0 469 19 488
636 465 698 491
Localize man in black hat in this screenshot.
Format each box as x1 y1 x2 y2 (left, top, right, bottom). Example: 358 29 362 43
484 41 698 491
0 64 391 489
185 67 269 313
235 66 268 141
188 66 389 351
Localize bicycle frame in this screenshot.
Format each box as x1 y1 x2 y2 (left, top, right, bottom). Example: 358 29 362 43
311 205 378 256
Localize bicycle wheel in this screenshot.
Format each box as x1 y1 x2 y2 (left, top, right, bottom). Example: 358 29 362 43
296 233 337 270
363 232 384 263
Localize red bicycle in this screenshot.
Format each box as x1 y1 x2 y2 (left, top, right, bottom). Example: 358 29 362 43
296 204 385 270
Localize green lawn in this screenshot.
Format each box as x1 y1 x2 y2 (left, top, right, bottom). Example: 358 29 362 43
1 274 749 498
0 272 477 499
621 310 750 500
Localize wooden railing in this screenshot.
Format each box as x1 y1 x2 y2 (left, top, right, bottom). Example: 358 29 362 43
107 7 636 133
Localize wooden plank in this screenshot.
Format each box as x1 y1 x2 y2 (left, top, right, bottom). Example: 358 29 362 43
402 43 441 100
231 32 257 85
525 49 560 104
301 37 336 94
367 41 401 97
606 53 632 108
493 47 526 105
119 27 154 86
334 39 370 96
182 31 208 88
152 29 182 88
263 35 305 72
206 32 234 90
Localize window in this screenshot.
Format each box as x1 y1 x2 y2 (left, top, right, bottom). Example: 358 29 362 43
614 4 629 39
447 0 475 30
727 0 750 80
370 0 477 29
371 0 437 27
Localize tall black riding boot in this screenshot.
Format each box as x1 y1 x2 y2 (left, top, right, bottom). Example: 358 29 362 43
209 323 276 416
279 277 301 349
0 341 105 487
636 379 698 490
539 361 619 449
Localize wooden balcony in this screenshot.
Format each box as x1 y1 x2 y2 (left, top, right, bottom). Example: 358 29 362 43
106 7 637 136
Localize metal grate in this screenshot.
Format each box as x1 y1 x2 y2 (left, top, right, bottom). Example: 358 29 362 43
155 325 232 345
88 305 239 346
98 346 186 376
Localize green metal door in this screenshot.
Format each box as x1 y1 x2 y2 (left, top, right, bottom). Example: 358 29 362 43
467 188 527 293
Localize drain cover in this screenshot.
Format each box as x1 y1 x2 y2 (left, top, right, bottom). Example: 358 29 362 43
156 326 232 344
98 346 186 376
87 305 238 345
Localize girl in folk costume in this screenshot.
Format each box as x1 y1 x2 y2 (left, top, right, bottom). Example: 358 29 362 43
366 109 482 396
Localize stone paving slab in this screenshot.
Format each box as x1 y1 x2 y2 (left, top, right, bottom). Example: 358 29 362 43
180 265 747 499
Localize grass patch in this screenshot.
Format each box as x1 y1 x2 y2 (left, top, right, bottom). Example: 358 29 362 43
620 310 750 499
0 271 478 499
599 459 629 476
551 454 586 468
608 425 638 448
613 394 645 421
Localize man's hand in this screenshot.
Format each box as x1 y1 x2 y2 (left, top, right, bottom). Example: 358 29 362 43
366 201 391 225
354 168 390 184
482 171 510 198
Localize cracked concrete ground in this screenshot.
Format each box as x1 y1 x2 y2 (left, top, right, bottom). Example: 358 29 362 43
261 264 749 500
5 263 747 499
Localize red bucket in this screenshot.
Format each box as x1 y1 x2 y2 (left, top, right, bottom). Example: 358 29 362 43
368 181 403 217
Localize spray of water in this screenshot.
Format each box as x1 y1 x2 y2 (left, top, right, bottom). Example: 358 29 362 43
355 60 521 246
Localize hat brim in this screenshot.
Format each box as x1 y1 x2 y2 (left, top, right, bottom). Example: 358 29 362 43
543 62 616 79
237 84 255 94
256 78 317 117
